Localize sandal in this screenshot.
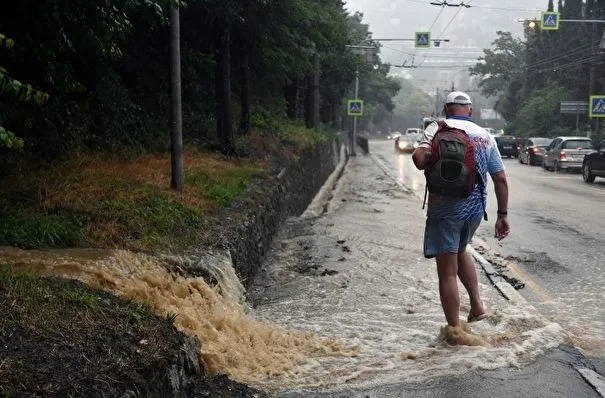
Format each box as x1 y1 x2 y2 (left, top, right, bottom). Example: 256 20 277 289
467 313 489 323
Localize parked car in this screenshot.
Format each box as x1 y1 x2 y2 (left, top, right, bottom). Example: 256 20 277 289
494 135 519 158
582 137 605 183
542 136 595 172
518 137 553 165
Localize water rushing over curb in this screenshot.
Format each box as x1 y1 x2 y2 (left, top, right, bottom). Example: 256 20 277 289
0 246 358 387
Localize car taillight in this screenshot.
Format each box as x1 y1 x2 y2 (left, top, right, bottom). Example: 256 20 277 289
560 151 566 159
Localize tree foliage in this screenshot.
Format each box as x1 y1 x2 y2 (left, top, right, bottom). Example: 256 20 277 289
470 1 605 138
0 33 49 149
0 0 400 157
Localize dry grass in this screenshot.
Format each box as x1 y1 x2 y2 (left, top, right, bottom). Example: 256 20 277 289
0 148 266 252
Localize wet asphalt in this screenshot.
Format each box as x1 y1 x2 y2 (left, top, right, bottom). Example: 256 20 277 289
365 139 605 398
266 140 605 398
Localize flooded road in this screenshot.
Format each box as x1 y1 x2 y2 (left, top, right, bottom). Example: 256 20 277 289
2 140 603 396
371 139 605 358
251 151 569 395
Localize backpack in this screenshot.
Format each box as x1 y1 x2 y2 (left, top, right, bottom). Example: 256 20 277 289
422 121 487 220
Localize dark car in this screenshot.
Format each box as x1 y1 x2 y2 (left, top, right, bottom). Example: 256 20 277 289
582 137 605 183
495 135 519 158
518 137 553 165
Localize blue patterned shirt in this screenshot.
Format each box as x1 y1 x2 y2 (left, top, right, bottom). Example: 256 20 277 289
418 116 505 221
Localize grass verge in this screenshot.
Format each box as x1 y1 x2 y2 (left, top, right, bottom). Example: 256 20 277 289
0 267 189 396
0 149 265 252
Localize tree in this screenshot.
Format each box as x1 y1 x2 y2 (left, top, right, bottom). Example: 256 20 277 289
391 78 433 131
511 84 569 137
0 33 49 149
469 31 526 98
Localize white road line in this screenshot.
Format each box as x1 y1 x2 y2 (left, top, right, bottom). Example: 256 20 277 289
575 367 605 397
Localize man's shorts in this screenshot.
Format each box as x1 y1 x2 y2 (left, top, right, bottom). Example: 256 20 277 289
423 217 482 259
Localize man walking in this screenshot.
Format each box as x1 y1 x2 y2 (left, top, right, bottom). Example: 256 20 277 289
412 91 510 328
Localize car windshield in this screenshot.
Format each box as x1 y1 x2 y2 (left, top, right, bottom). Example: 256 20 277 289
562 140 593 149
532 138 552 146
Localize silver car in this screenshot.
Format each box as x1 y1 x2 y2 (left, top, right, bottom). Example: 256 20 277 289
542 136 595 172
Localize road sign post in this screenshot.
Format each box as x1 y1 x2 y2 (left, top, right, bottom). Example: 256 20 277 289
415 32 431 48
541 11 560 30
348 71 363 156
589 95 605 118
560 101 589 134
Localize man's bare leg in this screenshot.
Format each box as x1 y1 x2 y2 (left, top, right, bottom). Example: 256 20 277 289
457 250 487 318
436 253 460 327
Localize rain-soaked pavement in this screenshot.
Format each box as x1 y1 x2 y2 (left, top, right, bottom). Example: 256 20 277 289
249 141 605 397
370 139 605 359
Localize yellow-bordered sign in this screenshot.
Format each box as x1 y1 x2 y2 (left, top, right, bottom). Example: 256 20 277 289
347 100 364 116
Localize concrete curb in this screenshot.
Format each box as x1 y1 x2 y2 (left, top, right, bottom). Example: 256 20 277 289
300 144 348 219
369 153 416 196
466 245 527 304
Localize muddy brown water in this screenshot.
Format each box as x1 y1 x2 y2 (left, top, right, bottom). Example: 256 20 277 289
0 246 358 388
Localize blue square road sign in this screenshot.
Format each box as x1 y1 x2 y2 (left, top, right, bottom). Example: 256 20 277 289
415 32 431 48
347 99 364 116
589 95 605 118
541 12 560 30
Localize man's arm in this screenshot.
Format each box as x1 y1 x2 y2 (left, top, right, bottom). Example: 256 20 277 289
412 147 429 170
490 171 508 213
412 121 438 170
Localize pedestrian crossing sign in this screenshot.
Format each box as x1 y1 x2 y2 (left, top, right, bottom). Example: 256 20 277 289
589 95 605 118
541 11 560 30
347 99 364 116
415 32 431 48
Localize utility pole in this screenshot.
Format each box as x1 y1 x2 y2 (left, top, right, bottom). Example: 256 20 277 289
352 70 359 156
312 51 320 130
170 6 183 191
589 21 601 138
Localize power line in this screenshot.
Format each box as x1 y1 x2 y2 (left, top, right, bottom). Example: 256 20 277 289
429 4 446 31
523 42 595 69
437 0 474 37
424 0 542 12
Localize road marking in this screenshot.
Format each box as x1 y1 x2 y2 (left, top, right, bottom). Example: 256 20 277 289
472 237 553 303
575 367 605 397
502 258 553 302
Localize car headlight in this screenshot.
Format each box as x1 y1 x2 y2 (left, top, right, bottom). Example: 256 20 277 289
398 141 408 149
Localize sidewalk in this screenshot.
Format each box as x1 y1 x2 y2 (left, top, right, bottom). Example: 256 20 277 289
251 152 602 397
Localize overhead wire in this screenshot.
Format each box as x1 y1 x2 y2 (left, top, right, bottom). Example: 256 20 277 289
405 2 448 67
403 0 542 12
438 0 473 37
523 42 595 69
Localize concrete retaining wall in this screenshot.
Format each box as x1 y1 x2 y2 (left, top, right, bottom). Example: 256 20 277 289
214 138 344 287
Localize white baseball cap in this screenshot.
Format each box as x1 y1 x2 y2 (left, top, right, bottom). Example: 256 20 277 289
445 91 472 105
